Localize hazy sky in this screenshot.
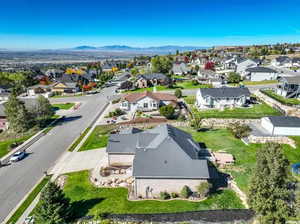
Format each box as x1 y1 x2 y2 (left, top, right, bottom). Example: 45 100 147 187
1 0 300 49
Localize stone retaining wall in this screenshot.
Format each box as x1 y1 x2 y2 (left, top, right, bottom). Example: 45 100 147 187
201 118 259 128
248 135 296 148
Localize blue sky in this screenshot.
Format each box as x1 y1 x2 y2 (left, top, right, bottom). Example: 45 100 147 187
0 0 300 49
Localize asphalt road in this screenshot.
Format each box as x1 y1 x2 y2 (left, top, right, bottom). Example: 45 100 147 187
0 86 117 223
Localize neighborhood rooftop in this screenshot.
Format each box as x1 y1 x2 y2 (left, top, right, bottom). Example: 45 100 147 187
123 91 178 103
280 76 300 84
267 116 300 127
199 87 251 98
246 67 278 73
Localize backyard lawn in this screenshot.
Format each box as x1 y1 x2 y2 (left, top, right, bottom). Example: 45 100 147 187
261 90 300 105
192 102 282 119
243 80 278 86
180 128 300 193
52 103 75 110
63 170 244 218
183 95 196 105
79 125 114 151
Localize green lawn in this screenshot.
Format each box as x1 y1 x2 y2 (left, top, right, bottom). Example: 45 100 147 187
0 134 35 158
180 128 300 193
6 176 50 224
183 95 196 105
261 90 300 105
78 125 114 151
126 81 212 93
52 103 75 110
192 103 282 119
242 80 278 86
63 171 243 218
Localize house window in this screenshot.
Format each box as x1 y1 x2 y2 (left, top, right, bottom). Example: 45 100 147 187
144 103 148 108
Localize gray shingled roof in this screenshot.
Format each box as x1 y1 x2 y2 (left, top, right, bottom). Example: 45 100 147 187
107 124 210 179
137 73 170 81
119 127 142 134
246 67 277 73
268 116 300 127
281 76 300 84
199 87 251 98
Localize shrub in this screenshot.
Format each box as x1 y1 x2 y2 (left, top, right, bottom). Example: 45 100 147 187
227 72 241 84
190 116 202 130
177 114 186 121
159 105 175 119
180 185 192 199
112 98 120 104
160 191 171 200
228 122 252 139
197 182 212 198
175 89 182 98
108 108 125 117
192 79 199 86
171 192 179 198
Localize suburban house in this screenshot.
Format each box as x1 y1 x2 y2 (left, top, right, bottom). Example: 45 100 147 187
276 76 300 98
120 91 178 113
51 82 79 94
27 84 54 98
135 73 171 89
245 67 278 82
271 56 292 68
196 87 251 109
292 58 300 67
261 116 300 136
0 103 8 130
236 59 258 76
106 124 212 198
172 63 191 75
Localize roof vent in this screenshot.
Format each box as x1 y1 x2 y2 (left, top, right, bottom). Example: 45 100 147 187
164 160 168 164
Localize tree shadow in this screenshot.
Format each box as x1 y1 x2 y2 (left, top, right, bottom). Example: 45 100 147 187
69 198 104 220
56 115 82 126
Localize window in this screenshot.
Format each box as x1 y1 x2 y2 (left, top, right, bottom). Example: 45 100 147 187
144 103 148 108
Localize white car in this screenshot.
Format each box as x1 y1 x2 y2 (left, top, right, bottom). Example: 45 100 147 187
10 151 26 162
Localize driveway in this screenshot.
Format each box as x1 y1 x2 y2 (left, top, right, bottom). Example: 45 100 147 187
0 86 117 223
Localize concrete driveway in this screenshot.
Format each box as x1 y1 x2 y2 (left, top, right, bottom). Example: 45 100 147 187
49 149 107 176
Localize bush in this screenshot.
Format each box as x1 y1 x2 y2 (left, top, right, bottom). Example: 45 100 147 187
190 116 202 130
177 114 186 121
192 80 199 86
180 185 192 199
160 191 171 200
228 122 252 139
171 192 179 198
175 89 182 98
227 72 241 84
108 109 125 117
112 98 120 104
197 182 212 198
159 105 175 119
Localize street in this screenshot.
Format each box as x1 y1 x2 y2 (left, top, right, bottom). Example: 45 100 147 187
0 86 116 223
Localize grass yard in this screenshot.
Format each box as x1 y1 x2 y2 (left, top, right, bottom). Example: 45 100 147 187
183 95 196 105
242 80 278 86
261 90 300 105
78 125 114 151
180 128 300 193
192 102 282 119
52 103 75 110
63 171 244 219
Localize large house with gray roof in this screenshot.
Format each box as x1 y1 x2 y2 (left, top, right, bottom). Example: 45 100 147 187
245 67 278 82
261 116 300 136
135 73 171 89
196 87 251 109
276 76 300 98
106 124 212 198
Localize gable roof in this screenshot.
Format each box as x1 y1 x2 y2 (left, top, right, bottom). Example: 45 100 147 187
275 56 291 63
106 124 211 179
123 91 178 103
267 116 300 127
280 76 300 84
246 67 277 73
172 63 191 74
199 87 251 98
137 73 170 81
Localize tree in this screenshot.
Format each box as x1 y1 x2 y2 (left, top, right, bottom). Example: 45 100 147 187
228 122 251 139
295 191 300 218
197 182 212 198
174 89 182 98
130 67 139 76
159 105 175 119
151 56 173 74
36 95 55 127
4 95 30 133
35 182 71 224
180 185 192 198
248 143 292 224
190 116 203 130
227 72 241 84
204 61 215 70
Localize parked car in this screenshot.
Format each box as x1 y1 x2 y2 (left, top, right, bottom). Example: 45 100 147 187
10 151 26 162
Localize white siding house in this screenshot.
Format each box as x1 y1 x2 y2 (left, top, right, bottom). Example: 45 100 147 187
236 59 258 76
261 116 300 136
245 67 278 82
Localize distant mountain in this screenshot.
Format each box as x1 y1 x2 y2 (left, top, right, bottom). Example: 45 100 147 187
70 45 208 53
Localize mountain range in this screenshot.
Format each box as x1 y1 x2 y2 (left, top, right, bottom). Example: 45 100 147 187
71 45 208 52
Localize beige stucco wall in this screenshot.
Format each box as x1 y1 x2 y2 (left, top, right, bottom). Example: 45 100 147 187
135 178 207 198
108 154 135 166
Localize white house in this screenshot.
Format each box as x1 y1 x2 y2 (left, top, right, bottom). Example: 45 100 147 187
236 59 258 76
271 56 292 68
120 91 178 113
261 116 300 136
172 63 191 75
196 87 251 109
245 67 278 82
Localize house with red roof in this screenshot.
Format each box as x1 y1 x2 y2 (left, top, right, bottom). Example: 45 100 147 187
120 91 178 113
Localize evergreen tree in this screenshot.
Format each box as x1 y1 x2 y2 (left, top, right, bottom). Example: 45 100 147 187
248 143 292 224
36 95 55 127
35 182 71 224
4 95 30 133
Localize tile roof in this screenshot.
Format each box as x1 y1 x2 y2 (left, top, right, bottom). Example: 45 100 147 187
123 91 178 103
